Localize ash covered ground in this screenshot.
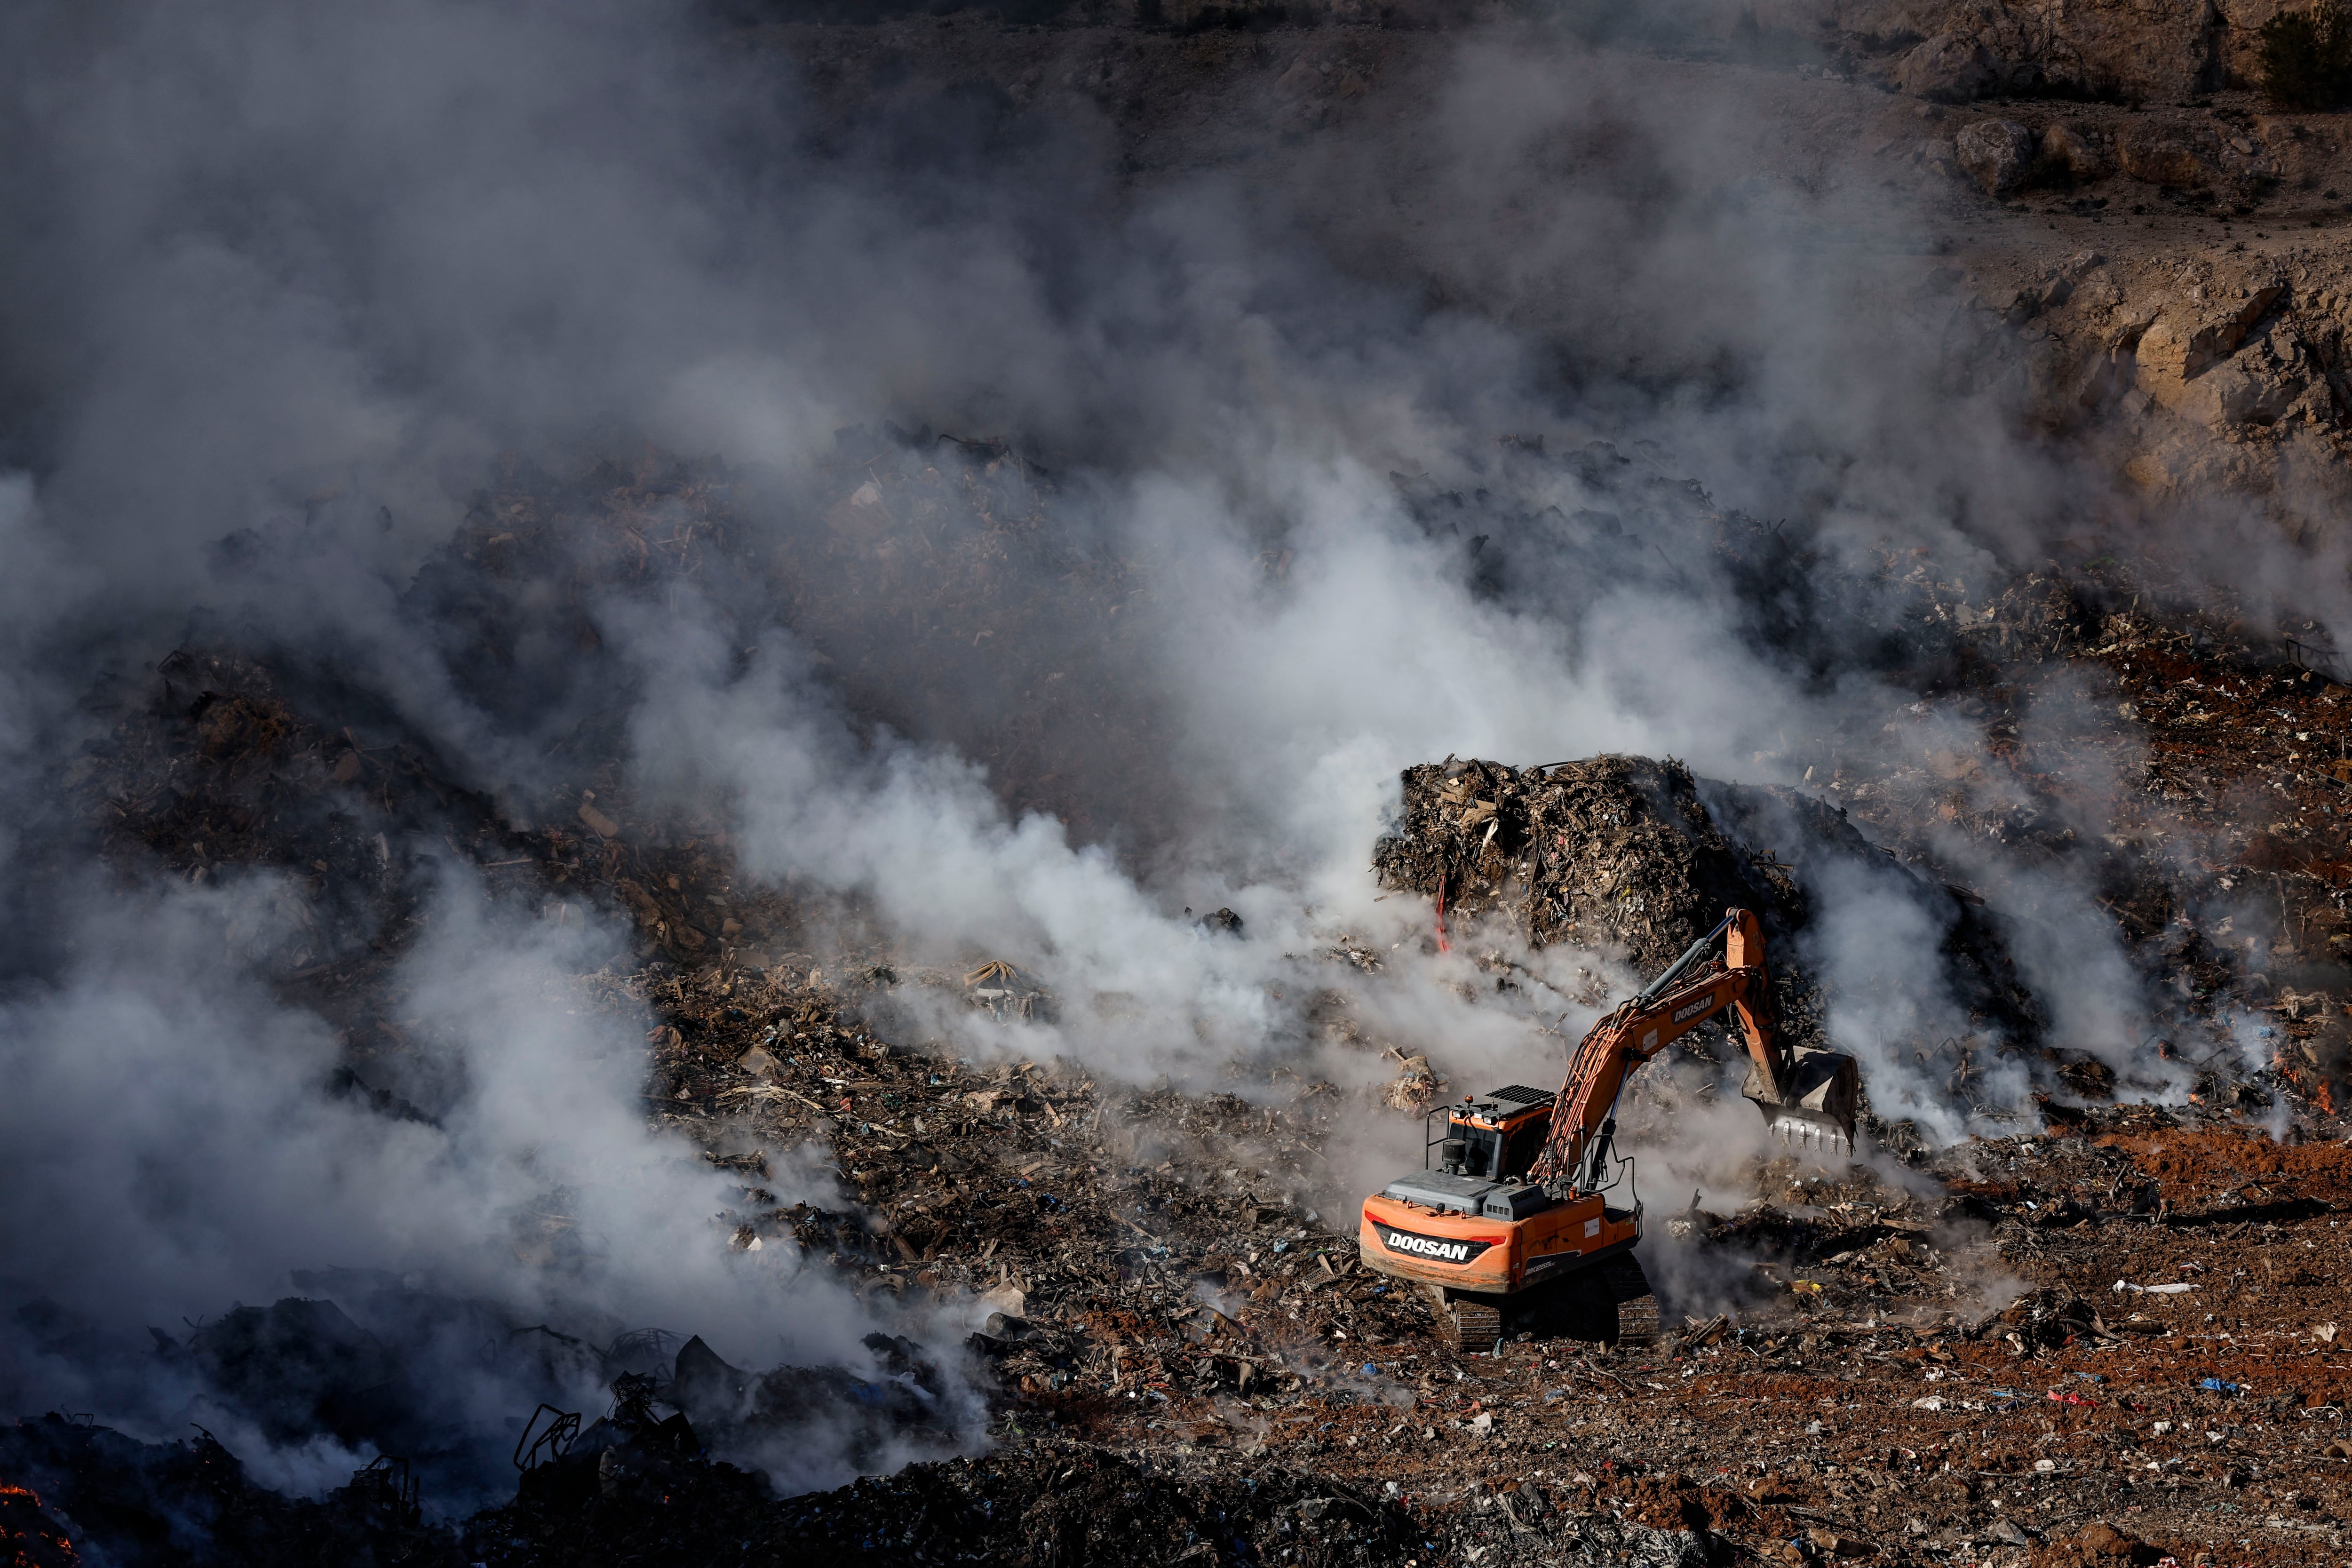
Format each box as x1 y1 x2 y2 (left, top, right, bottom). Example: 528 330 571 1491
7 3 2352 1568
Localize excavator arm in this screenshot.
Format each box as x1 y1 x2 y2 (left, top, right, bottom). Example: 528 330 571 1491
1528 908 1858 1192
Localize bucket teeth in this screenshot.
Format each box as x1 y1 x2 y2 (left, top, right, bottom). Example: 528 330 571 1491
1767 1113 1853 1157
1742 1048 1860 1155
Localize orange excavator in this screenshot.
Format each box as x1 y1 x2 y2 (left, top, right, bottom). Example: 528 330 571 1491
1357 907 1860 1351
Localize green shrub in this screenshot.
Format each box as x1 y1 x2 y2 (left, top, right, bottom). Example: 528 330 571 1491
2261 1 2352 111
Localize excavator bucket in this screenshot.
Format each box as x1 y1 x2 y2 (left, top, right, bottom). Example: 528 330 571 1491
1741 1048 1861 1154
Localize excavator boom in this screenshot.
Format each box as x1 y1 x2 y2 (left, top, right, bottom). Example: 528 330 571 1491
1531 908 1859 1188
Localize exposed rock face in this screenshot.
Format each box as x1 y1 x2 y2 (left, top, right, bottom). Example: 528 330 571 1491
1895 31 2005 100
2043 120 2115 180
2163 317 2320 425
2117 120 2227 190
1939 241 2352 530
2136 279 2286 382
1804 0 2228 102
1958 118 2037 193
738 10 2352 549
2129 272 2330 430
2212 0 2301 83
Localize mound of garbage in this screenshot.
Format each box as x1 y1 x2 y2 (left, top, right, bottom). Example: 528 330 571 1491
1373 755 1814 971
1373 753 2042 1071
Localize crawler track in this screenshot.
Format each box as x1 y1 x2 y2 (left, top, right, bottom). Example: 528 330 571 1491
1431 1253 1660 1353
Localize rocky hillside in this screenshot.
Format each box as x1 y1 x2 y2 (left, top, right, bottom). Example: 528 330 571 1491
1783 0 2285 104
806 0 2300 105
751 6 2352 554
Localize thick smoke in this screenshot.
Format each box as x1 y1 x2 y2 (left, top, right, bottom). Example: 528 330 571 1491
0 0 2276 1502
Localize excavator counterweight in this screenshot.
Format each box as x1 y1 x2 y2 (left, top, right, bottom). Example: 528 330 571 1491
1357 907 1861 1351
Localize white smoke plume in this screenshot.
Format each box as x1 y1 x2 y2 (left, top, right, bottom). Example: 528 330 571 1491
0 0 2294 1501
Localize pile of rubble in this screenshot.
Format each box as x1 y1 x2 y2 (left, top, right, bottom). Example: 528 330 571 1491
19 448 2352 1567
1370 752 2042 1126
8 1279 965 1525
0 1412 452 1567
20 1082 2352 1565
649 971 1456 1358
1372 755 1796 973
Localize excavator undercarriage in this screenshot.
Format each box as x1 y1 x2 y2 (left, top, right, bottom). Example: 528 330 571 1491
1422 1253 1659 1354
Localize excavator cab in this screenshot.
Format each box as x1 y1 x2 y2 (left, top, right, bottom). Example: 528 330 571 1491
1428 1086 1554 1182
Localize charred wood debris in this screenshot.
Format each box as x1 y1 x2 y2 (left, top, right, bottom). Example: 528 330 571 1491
8 441 2352 1565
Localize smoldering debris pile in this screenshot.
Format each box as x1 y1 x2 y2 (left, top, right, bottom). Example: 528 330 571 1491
1373 754 1812 972
19 466 2352 1568
749 1446 1717 1568
7 1282 961 1541
1373 754 2039 1061
0 1413 455 1568
24 558 2352 1567
47 640 820 1130
641 982 1472 1380
20 1090 2352 1567
529 1444 1444 1568
21 1417 1704 1568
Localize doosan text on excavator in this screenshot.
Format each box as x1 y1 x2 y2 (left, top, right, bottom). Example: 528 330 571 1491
1357 907 1862 1352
